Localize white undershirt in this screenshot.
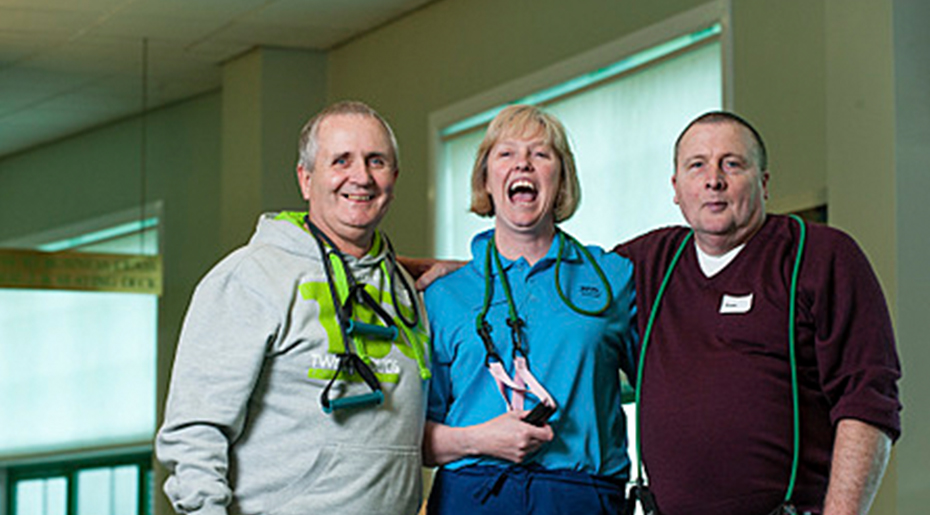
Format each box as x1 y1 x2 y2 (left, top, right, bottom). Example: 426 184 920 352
696 241 745 277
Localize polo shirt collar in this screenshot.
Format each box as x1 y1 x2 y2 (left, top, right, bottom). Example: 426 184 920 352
469 228 583 276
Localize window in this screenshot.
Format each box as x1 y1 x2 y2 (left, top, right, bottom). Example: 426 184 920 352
433 25 723 258
8 454 153 515
0 211 160 515
0 217 159 458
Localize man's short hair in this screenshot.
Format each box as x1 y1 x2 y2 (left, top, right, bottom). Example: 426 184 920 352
297 100 400 172
470 104 581 223
674 111 768 171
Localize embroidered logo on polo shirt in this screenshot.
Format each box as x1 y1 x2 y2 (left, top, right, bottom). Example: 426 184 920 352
719 293 753 314
580 285 602 297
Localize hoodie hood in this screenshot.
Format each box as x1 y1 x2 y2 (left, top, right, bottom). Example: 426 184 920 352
249 211 390 269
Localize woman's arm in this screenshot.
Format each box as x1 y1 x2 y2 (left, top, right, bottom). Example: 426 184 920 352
423 412 554 467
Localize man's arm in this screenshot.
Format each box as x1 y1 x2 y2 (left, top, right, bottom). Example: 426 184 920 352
822 419 892 515
156 266 275 515
423 413 554 467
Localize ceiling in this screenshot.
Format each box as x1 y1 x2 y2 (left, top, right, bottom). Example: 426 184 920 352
0 0 436 159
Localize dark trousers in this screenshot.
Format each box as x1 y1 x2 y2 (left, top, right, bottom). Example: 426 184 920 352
427 464 626 515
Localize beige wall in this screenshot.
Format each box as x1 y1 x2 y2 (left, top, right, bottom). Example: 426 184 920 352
892 0 930 512
824 2 898 512
0 0 923 513
219 47 328 249
729 0 828 214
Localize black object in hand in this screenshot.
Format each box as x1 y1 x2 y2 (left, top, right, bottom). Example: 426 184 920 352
522 403 556 426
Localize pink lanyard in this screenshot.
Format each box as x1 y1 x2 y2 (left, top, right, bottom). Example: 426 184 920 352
476 238 556 412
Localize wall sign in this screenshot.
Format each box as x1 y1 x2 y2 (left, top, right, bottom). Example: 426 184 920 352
0 248 161 295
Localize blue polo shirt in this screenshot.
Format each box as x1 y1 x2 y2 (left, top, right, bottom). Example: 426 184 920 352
425 229 638 478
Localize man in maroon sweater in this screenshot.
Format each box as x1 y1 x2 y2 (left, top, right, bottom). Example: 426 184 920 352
614 112 901 515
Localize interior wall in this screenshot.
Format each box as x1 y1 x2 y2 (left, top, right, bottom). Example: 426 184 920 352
0 116 154 240
823 1 914 513
729 0 828 214
219 48 328 250
825 0 897 297
893 0 930 511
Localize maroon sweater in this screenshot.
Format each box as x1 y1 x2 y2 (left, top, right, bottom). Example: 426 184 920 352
615 215 901 515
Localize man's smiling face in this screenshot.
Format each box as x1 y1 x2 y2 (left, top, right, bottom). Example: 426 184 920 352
299 113 398 255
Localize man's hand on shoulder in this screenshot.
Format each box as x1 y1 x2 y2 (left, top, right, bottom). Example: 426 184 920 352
396 256 466 290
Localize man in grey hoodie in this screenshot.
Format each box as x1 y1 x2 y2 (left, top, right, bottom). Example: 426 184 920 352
156 101 430 515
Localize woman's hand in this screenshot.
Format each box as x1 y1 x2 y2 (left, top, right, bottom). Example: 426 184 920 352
471 410 555 463
423 412 554 467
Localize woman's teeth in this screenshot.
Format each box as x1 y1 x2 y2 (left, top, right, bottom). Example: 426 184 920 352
508 180 537 201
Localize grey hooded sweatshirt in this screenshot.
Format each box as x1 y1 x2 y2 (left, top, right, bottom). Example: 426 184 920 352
156 212 430 515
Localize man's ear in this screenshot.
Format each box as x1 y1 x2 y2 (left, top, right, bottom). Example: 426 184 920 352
297 165 312 201
761 171 770 200
671 173 680 205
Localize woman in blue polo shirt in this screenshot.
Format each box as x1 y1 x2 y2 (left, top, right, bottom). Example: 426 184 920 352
423 104 638 514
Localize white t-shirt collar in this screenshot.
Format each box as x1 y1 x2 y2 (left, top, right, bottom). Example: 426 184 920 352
695 241 745 277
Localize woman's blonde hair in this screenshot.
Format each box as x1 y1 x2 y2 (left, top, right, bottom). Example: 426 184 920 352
469 104 580 222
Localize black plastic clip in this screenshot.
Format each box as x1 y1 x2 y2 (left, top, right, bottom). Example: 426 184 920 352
506 317 526 356
626 481 660 515
478 320 504 367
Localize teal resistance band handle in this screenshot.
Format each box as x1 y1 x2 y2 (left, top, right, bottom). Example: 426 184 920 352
346 320 398 341
321 390 384 414
319 353 385 415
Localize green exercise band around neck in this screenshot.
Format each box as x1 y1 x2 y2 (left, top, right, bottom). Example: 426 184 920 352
631 215 806 511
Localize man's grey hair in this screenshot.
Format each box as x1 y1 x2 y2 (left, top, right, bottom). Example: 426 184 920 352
297 100 400 171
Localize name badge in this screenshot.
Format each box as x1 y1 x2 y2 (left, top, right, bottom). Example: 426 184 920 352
719 293 753 314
